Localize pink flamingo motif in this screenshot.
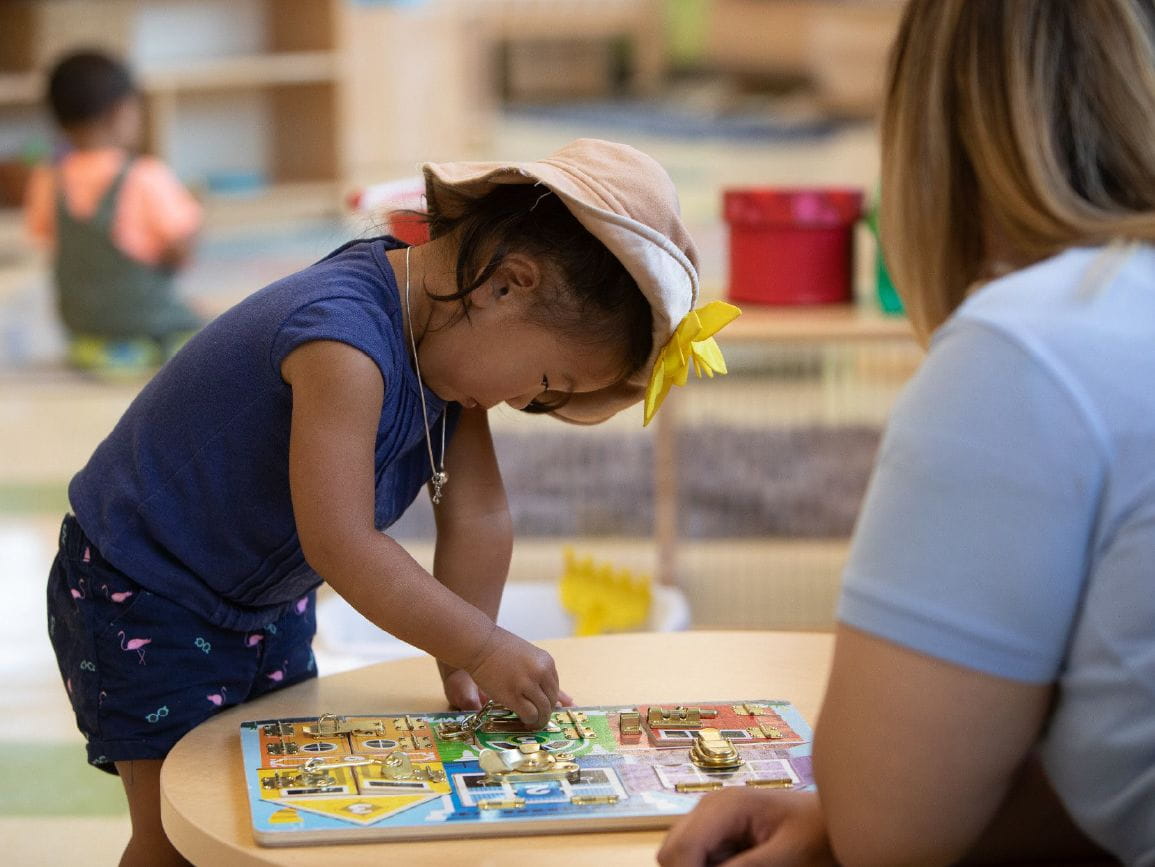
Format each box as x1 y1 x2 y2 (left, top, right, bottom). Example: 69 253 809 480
101 584 134 603
70 578 86 600
266 659 289 682
117 629 152 664
245 633 264 648
207 686 228 707
82 546 91 563
295 596 309 615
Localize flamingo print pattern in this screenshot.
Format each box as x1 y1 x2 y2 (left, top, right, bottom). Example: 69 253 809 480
101 583 134 603
266 659 289 682
118 629 151 664
49 516 320 774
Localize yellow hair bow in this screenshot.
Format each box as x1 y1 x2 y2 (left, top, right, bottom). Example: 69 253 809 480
644 300 742 426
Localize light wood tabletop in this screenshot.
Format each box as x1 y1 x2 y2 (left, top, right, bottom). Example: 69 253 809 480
160 629 834 866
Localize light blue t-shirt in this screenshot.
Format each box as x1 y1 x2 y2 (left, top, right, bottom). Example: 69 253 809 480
838 244 1155 863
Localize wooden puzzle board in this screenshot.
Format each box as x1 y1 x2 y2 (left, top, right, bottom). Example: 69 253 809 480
240 699 813 845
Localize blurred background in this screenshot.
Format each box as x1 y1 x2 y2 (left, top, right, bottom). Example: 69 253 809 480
0 0 917 861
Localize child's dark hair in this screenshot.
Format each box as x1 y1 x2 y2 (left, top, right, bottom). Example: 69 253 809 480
47 50 136 129
423 184 653 413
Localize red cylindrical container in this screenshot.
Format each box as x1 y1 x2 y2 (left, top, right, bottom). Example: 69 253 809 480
386 210 431 246
723 187 864 305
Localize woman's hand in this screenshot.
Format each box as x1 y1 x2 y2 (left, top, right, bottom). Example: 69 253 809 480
657 789 835 867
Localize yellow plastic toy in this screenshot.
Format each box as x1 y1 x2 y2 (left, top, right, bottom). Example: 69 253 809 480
558 547 653 636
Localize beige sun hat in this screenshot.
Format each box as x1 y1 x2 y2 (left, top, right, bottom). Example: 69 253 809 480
422 138 700 425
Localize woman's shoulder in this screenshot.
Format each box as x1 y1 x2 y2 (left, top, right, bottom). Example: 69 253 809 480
947 244 1155 350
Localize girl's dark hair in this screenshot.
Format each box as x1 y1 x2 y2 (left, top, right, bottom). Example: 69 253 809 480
421 184 653 414
47 50 136 128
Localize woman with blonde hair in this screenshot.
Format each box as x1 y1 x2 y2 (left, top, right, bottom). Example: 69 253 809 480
660 1 1155 864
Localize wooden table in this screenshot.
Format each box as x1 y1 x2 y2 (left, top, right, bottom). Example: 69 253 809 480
161 630 834 866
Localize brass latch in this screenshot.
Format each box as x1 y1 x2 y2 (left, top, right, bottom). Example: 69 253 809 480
689 728 743 770
648 706 718 728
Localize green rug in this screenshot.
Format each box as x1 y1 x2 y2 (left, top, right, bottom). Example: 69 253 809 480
0 743 127 816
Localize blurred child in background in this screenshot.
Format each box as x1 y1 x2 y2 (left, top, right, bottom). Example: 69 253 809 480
24 50 203 373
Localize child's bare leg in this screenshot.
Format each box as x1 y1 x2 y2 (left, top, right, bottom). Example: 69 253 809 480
116 759 191 867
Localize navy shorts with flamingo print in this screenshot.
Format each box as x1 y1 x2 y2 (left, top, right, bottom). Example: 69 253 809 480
47 514 317 774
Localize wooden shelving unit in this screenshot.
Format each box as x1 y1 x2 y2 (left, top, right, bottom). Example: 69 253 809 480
0 72 40 107
0 0 347 226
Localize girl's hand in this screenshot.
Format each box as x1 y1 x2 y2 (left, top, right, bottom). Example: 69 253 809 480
465 626 562 728
440 667 488 711
440 665 574 713
657 789 835 867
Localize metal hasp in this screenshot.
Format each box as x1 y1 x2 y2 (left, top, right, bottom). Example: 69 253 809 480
478 742 581 784
280 752 447 784
647 706 718 728
260 763 338 790
689 727 743 771
435 700 561 743
478 705 563 735
301 713 385 739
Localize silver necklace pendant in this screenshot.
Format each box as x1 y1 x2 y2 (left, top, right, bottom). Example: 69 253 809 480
405 245 449 508
430 470 448 505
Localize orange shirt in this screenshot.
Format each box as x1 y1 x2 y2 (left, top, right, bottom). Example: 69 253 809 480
24 148 203 266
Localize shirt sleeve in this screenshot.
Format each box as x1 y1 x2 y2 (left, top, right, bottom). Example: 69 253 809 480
269 295 397 389
128 157 203 248
837 318 1108 683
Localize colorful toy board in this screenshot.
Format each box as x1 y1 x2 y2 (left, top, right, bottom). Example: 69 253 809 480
241 699 813 845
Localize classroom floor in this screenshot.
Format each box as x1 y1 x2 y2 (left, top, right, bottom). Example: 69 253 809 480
0 109 891 862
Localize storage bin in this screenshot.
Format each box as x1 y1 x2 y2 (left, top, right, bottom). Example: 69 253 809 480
724 187 863 305
346 176 430 245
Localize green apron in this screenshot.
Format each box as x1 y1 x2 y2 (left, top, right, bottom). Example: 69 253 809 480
54 155 201 340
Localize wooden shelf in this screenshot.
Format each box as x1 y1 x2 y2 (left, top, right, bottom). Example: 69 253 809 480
0 208 25 247
199 180 341 227
139 50 338 94
721 302 913 343
0 71 39 107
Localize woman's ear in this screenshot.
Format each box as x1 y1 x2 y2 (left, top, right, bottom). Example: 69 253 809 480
473 252 541 308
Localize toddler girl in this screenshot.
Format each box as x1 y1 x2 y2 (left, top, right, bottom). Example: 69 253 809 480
48 137 737 865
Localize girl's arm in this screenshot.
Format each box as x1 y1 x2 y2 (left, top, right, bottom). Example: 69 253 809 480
814 625 1054 867
428 406 512 709
282 339 560 726
431 406 510 624
429 407 573 710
